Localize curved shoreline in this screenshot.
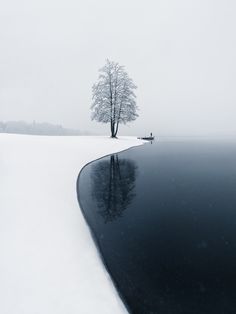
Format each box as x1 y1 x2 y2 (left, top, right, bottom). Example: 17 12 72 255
76 142 146 314
0 134 145 314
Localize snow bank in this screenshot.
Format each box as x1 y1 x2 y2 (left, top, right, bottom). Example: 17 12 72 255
0 134 143 314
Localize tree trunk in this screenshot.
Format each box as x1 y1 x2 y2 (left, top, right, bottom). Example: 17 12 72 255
111 121 116 137
114 121 119 137
110 120 114 137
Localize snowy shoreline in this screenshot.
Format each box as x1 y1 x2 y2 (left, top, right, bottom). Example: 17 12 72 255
0 134 144 314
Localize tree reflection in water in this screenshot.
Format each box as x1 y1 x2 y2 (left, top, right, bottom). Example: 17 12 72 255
91 154 137 223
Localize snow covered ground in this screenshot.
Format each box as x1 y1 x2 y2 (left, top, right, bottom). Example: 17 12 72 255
0 134 144 314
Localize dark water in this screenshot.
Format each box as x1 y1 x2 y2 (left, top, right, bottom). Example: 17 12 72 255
77 139 236 314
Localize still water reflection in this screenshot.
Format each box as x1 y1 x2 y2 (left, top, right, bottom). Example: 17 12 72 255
91 155 137 223
77 140 236 314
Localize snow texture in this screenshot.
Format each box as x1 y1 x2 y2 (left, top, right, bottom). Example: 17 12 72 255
0 134 144 314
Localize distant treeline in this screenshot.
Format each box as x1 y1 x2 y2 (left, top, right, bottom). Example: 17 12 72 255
0 121 84 136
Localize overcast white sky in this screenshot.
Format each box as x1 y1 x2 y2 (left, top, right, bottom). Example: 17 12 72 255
1 0 236 136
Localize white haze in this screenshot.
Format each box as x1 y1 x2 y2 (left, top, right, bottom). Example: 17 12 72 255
1 0 236 136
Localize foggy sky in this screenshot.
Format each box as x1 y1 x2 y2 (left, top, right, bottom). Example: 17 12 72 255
1 0 236 136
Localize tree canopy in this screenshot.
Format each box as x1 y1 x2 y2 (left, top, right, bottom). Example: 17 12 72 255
91 59 138 137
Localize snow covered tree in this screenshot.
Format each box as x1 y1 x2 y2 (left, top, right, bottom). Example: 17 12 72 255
91 59 138 137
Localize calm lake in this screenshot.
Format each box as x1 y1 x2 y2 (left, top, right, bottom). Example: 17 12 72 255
77 139 236 314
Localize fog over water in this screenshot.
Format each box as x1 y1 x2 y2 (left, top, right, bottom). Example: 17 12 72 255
1 0 236 136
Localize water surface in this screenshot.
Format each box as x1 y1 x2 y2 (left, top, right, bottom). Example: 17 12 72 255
77 139 236 314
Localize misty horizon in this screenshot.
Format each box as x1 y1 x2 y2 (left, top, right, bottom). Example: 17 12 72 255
0 120 92 135
1 0 236 137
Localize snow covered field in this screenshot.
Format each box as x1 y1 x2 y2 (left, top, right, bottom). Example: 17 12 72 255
0 134 143 314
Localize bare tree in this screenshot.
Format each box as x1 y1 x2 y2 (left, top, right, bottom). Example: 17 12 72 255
91 59 138 137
